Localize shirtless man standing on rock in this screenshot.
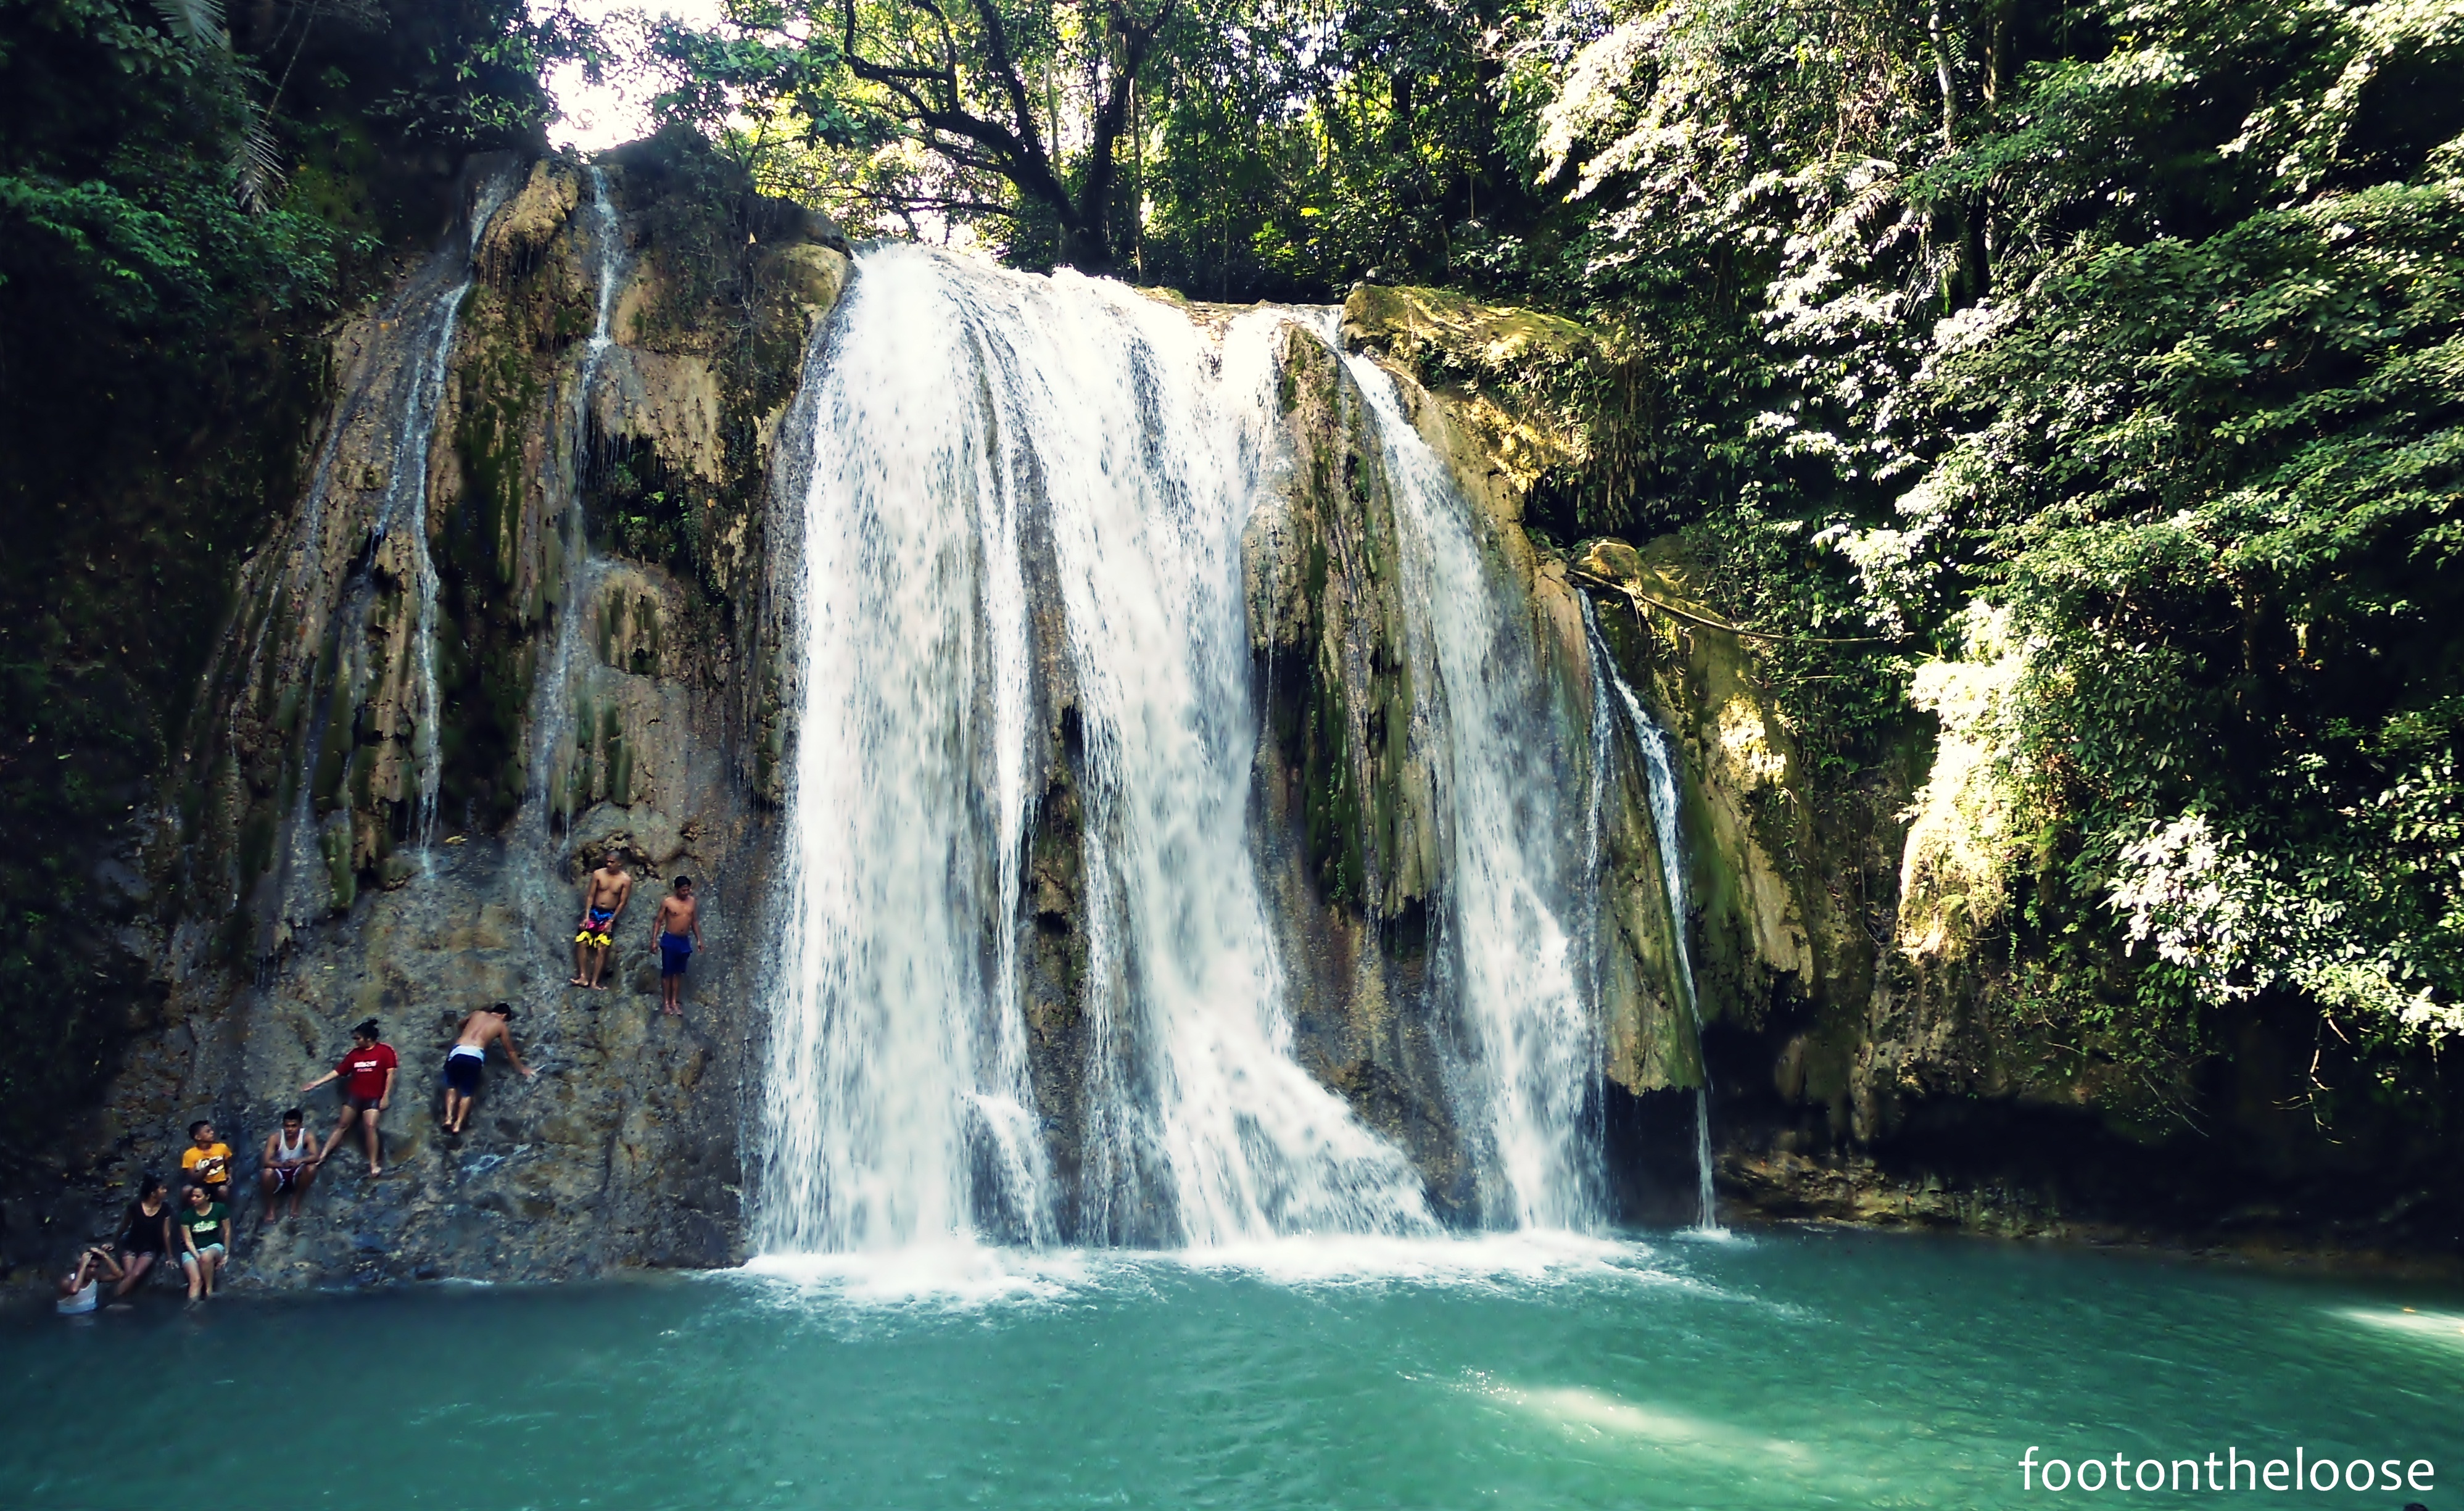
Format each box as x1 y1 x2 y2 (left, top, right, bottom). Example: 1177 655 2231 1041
571 848 633 990
441 1002 535 1135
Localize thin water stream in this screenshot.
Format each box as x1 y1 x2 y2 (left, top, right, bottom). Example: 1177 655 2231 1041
1591 610 1721 1230
518 164 627 858
265 168 515 930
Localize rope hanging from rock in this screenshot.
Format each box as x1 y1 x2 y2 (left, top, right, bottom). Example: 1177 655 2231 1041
1565 568 1895 646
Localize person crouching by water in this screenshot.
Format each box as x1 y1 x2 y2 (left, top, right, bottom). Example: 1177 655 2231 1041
56 1244 123 1314
300 1019 398 1178
112 1175 175 1299
175 1182 231 1299
571 847 633 991
259 1107 318 1224
651 874 702 1017
180 1119 234 1204
441 1003 536 1135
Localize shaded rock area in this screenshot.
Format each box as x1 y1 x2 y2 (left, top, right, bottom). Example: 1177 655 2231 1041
5 141 848 1289
1242 323 1464 1211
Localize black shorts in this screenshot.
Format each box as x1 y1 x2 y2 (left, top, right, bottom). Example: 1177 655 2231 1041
347 1094 382 1112
442 1053 482 1095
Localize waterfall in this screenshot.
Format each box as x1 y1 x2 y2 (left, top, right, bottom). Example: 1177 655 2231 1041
1590 615 1721 1232
519 165 625 852
267 168 515 930
1332 344 1604 1233
756 247 1435 1253
403 175 512 851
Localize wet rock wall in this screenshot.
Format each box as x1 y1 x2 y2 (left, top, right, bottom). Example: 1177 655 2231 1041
14 144 850 1286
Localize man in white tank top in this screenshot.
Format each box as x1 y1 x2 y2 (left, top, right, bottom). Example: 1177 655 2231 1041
259 1107 318 1225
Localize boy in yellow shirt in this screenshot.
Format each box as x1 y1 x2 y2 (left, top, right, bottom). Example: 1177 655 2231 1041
180 1120 234 1201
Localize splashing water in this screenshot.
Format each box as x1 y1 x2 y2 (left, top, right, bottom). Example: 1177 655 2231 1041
1591 614 1721 1232
756 247 1436 1252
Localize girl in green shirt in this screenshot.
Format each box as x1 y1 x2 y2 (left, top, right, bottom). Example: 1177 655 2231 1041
176 1183 229 1299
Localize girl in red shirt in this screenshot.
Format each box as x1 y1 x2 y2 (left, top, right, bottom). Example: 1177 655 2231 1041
300 1019 399 1177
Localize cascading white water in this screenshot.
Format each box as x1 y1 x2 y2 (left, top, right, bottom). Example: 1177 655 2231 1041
756 246 1436 1253
1331 343 1605 1233
1592 616 1721 1232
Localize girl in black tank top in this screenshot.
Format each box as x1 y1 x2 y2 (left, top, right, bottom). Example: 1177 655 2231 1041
120 1180 171 1256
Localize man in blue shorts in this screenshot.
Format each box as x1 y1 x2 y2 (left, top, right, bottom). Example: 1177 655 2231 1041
650 874 702 1017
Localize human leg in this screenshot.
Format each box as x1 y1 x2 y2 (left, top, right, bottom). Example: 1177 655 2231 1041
112 1251 153 1297
180 1251 202 1299
361 1108 383 1176
289 1161 314 1218
318 1105 360 1165
260 1167 281 1223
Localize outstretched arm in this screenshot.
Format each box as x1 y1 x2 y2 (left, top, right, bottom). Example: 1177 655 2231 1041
302 1067 339 1093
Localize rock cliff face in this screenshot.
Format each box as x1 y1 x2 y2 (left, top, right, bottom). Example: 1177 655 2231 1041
17 146 850 1285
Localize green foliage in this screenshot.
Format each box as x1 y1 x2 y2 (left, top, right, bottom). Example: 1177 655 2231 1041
0 0 593 1165
1529 0 2464 1098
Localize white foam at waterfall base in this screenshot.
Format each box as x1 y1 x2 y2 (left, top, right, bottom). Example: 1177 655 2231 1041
734 1230 1687 1309
1332 341 1605 1233
757 246 1435 1256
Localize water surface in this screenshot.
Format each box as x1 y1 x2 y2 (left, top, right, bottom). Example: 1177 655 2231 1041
4 1230 2457 1509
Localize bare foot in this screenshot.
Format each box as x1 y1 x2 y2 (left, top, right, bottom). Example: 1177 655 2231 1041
662 1006 682 1017
568 976 587 987
368 1166 383 1178
592 982 610 991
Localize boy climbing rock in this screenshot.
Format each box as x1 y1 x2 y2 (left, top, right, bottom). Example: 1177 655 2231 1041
571 847 634 991
651 874 703 1017
440 1002 535 1133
